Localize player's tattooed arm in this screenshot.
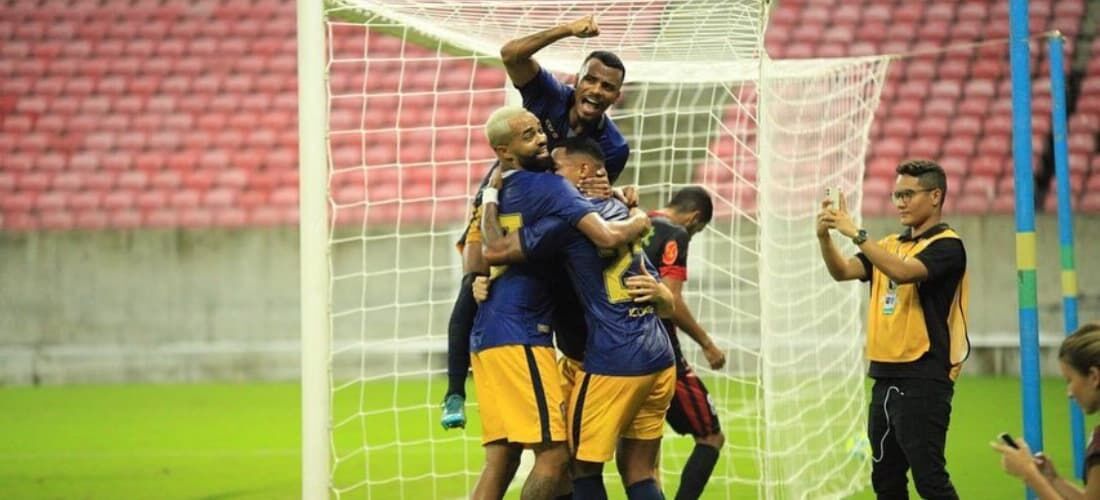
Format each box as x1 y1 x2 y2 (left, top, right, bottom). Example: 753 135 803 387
479 169 527 265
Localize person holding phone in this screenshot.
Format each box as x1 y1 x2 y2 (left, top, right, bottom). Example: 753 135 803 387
993 323 1100 499
816 159 970 499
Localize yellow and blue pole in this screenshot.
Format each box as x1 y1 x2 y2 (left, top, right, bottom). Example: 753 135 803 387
1009 1 1043 498
1048 31 1086 476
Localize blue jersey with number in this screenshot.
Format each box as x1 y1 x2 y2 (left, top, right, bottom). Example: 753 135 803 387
522 198 674 376
469 170 596 353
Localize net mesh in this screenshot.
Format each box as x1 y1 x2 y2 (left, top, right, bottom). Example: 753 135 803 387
320 1 888 497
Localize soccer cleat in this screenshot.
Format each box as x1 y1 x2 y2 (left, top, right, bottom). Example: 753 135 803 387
440 394 466 430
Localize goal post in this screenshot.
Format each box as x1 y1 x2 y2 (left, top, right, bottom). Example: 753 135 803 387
301 1 890 498
297 0 331 498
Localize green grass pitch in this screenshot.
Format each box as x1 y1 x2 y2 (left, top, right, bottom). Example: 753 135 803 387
0 377 1092 499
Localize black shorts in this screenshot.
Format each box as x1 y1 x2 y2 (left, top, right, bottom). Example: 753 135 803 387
665 361 721 437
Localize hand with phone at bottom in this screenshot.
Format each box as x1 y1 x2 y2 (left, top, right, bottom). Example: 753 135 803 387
991 432 1046 480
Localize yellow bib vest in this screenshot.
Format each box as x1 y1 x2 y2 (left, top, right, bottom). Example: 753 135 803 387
867 228 970 380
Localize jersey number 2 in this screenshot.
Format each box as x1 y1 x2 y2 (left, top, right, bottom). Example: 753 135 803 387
603 242 641 303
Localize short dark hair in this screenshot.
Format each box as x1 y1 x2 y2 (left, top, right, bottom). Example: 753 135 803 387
668 186 713 224
582 50 626 82
558 136 605 164
896 159 948 202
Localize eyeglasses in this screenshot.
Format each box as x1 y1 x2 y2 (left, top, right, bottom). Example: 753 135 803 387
891 188 935 203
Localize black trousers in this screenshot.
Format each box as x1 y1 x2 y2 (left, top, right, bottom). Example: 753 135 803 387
868 377 958 500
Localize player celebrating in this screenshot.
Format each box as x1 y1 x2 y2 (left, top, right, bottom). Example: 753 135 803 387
642 187 725 500
500 14 629 181
469 107 649 499
442 13 632 429
482 137 676 500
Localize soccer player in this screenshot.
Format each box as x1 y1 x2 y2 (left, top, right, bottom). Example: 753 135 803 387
469 107 650 500
500 14 629 181
641 187 726 500
817 159 968 500
482 137 676 500
442 13 633 429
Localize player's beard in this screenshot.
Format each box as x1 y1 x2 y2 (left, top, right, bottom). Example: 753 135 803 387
518 152 554 172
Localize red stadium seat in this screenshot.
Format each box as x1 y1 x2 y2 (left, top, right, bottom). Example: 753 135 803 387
893 4 924 24
997 174 1020 196
69 191 103 210
102 190 136 210
972 60 1006 80
875 138 906 159
39 210 75 230
950 197 989 215
1054 1 1086 19
916 116 950 138
943 137 976 158
1068 133 1096 155
972 156 1007 177
907 138 942 159
985 115 1013 136
1082 193 1100 213
930 81 962 100
957 3 988 22
950 116 982 137
889 99 922 120
925 99 957 118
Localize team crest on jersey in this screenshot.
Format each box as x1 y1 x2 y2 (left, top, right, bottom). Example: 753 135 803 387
662 241 679 265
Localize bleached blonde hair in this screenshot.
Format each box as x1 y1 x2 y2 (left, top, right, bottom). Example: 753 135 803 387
484 106 530 147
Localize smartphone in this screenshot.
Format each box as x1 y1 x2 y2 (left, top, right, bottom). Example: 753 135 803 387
825 187 841 208
999 432 1019 449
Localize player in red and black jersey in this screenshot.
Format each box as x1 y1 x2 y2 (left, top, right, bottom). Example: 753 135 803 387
642 186 727 500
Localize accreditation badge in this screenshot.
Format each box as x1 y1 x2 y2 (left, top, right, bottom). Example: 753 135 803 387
883 279 898 315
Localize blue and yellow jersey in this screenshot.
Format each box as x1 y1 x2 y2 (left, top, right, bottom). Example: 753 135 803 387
468 170 596 353
522 198 674 376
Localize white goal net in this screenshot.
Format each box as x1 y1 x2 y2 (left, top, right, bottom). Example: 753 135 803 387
302 1 889 498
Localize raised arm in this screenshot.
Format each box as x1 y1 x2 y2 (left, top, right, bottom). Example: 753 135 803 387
575 207 650 250
500 15 599 87
817 234 868 282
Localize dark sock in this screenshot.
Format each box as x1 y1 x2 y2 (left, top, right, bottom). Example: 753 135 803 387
555 494 573 500
572 475 607 500
675 444 720 500
445 273 481 399
625 478 663 500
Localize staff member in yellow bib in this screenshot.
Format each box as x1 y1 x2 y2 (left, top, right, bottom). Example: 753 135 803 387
816 159 969 500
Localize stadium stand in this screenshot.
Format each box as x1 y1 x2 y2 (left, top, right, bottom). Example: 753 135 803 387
757 0 1092 216
0 0 1096 230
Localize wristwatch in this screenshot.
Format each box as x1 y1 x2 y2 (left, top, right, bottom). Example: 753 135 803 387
851 229 868 246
